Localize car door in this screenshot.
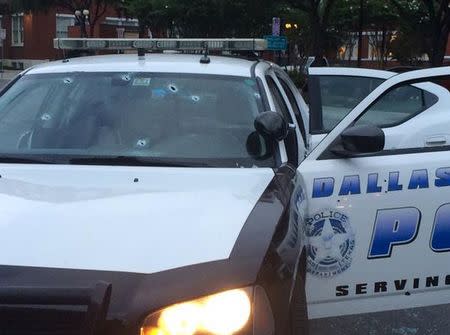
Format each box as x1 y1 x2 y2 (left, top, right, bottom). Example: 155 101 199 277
296 67 450 334
274 69 310 156
264 70 304 166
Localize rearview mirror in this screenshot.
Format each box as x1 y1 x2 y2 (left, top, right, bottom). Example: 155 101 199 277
254 112 288 142
332 124 385 157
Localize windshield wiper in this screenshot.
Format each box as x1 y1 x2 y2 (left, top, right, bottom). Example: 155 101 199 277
69 156 211 167
0 155 60 164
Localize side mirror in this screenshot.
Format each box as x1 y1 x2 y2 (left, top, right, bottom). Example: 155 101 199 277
254 112 288 142
332 124 385 156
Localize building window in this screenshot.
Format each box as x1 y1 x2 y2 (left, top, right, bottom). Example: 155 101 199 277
103 17 139 27
11 13 24 46
56 14 75 38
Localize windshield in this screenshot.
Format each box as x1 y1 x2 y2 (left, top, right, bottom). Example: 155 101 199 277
0 72 273 167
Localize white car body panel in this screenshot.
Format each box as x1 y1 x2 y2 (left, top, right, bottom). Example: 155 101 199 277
302 153 450 319
27 54 256 77
308 67 394 78
0 164 274 273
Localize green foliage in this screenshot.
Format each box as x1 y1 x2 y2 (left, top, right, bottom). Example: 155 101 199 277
123 0 172 34
391 0 450 66
123 0 280 37
285 0 339 58
389 31 428 65
287 68 307 88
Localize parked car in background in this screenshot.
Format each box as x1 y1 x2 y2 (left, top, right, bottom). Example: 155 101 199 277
306 67 450 150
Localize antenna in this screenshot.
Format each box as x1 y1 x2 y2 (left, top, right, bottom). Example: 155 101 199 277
137 48 145 60
200 42 210 64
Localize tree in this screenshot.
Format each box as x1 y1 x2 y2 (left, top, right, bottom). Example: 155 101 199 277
389 30 428 66
124 0 279 38
331 0 400 68
392 0 450 66
10 0 124 37
123 0 173 37
364 0 399 67
287 0 338 60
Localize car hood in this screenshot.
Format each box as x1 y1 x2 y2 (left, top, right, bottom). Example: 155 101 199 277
0 164 274 274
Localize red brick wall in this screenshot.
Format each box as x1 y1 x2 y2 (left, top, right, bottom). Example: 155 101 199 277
2 5 126 63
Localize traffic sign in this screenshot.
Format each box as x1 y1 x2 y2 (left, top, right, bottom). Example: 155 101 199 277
264 35 287 51
272 17 281 36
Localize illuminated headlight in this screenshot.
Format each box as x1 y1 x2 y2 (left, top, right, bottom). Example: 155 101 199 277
141 288 252 335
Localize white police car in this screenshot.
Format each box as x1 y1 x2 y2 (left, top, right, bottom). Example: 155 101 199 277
0 38 310 335
1 37 449 335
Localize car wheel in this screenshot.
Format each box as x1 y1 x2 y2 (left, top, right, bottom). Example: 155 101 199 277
289 270 309 335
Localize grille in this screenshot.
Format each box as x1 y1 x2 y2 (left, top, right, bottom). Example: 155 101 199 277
0 282 111 335
0 306 86 335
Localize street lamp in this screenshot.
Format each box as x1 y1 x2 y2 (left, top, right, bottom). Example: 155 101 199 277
75 9 89 38
284 23 299 30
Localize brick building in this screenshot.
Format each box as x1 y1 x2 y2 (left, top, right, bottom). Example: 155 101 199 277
0 6 139 69
336 31 450 68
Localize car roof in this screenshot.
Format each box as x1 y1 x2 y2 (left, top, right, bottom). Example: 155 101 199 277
308 67 395 79
26 53 259 77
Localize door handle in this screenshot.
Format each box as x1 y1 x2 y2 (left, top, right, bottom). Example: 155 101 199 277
425 136 447 146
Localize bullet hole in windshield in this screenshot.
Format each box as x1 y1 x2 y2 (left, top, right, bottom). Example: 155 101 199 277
63 78 73 84
41 113 52 121
192 95 200 102
136 138 149 148
168 84 178 93
122 74 131 82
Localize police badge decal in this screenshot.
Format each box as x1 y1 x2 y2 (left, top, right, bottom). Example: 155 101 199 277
306 210 355 278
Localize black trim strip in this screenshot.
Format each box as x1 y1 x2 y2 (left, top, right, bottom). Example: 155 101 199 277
308 76 324 133
250 60 259 79
319 142 450 160
257 75 283 168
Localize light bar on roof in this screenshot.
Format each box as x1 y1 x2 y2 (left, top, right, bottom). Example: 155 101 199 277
53 38 270 51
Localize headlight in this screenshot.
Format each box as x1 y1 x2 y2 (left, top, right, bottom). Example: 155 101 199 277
141 288 252 335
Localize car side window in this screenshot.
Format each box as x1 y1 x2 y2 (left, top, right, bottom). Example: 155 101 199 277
323 76 449 156
266 75 299 165
310 75 384 133
277 75 307 146
355 85 439 128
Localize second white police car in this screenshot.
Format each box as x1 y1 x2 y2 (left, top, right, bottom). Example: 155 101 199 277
0 37 449 335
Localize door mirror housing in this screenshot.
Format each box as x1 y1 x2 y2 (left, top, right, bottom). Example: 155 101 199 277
254 112 288 142
332 124 385 157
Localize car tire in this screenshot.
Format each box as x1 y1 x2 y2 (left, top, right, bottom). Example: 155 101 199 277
289 268 309 335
